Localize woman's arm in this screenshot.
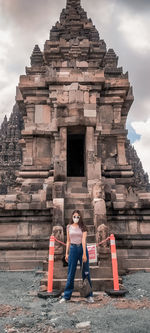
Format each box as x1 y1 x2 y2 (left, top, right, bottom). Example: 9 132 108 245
82 231 87 262
65 228 70 262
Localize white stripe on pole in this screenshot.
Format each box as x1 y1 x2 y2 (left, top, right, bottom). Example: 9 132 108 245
49 255 54 261
110 240 115 245
111 253 117 259
50 241 54 247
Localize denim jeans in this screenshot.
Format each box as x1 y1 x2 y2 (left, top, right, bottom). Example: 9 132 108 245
63 244 93 300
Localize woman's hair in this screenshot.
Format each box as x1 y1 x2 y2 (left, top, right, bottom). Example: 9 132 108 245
69 209 87 232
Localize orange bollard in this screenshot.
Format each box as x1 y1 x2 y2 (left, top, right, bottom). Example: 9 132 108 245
105 233 128 296
110 233 119 291
37 234 61 299
47 235 55 293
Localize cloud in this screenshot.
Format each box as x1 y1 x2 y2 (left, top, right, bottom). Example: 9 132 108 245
132 119 150 177
118 0 150 13
126 122 141 144
118 12 150 54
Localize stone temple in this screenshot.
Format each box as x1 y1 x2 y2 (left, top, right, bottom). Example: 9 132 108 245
0 0 150 289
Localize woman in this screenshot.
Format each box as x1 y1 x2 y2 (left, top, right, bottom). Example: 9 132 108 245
59 209 94 303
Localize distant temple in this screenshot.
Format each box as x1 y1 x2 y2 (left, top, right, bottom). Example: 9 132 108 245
0 0 150 286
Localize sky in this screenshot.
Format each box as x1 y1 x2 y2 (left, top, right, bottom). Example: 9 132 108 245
0 0 150 176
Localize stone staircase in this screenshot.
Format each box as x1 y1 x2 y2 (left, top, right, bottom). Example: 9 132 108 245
41 177 123 292
65 177 95 243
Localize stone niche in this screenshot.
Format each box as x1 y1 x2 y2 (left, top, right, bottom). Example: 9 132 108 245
99 105 114 128
99 136 117 167
35 105 51 124
33 137 51 166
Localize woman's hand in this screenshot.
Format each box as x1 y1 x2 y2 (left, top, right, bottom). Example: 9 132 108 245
65 254 69 262
82 254 87 263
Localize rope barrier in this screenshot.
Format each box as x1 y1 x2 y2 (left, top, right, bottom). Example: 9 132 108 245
96 236 110 246
54 236 110 247
53 237 66 246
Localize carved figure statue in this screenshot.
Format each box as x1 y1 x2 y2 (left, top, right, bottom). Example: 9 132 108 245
96 224 109 248
52 225 64 255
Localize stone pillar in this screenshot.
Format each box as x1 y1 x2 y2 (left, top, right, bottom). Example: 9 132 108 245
54 127 67 181
117 136 127 165
26 104 35 124
86 126 94 182
86 127 101 193
60 127 67 180
113 106 121 124
85 128 107 229
53 198 65 227
53 128 67 227
23 137 33 166
54 133 60 180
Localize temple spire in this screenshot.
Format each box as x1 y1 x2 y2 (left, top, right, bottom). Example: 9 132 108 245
30 44 44 66
66 0 81 7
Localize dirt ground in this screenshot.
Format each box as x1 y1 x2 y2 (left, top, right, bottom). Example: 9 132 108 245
0 271 150 333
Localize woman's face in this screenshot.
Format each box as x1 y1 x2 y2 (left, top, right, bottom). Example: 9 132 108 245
72 212 80 224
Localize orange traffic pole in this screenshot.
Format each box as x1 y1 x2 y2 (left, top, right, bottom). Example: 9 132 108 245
47 235 55 293
110 234 119 291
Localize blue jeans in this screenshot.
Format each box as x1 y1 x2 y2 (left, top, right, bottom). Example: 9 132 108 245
63 244 93 300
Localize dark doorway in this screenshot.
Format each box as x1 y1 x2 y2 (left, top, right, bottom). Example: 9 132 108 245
67 134 85 177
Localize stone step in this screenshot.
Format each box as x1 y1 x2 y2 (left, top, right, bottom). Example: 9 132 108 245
45 266 113 279
127 268 150 273
65 209 93 219
67 177 87 182
0 260 44 271
121 258 150 269
69 188 89 193
65 198 91 204
41 277 122 292
65 203 93 210
65 193 91 199
67 182 87 189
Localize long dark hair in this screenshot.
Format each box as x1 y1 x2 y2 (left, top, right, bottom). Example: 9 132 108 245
69 210 87 232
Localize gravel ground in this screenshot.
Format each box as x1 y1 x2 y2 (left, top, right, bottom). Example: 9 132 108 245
0 271 150 333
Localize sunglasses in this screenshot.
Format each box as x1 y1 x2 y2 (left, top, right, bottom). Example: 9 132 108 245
73 215 80 219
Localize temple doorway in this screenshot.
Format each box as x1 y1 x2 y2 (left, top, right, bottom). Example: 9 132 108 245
67 133 85 177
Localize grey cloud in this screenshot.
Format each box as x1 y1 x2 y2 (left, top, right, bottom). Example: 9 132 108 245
1 0 65 28
118 0 150 12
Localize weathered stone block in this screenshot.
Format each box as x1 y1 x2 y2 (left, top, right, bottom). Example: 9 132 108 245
93 198 106 215
114 107 121 123
17 203 30 210
84 91 89 104
68 83 78 91
129 221 138 234
99 105 113 123
31 223 51 236
69 90 76 103
35 105 50 124
57 91 69 104
76 90 83 103
84 104 96 117
17 194 32 203
5 203 17 210
140 222 150 234
5 195 17 203
113 201 126 209
90 93 96 104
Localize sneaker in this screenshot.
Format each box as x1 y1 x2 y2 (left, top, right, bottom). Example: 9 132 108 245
59 297 67 304
87 296 94 303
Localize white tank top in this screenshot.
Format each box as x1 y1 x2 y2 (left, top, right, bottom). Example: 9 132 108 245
67 224 83 244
